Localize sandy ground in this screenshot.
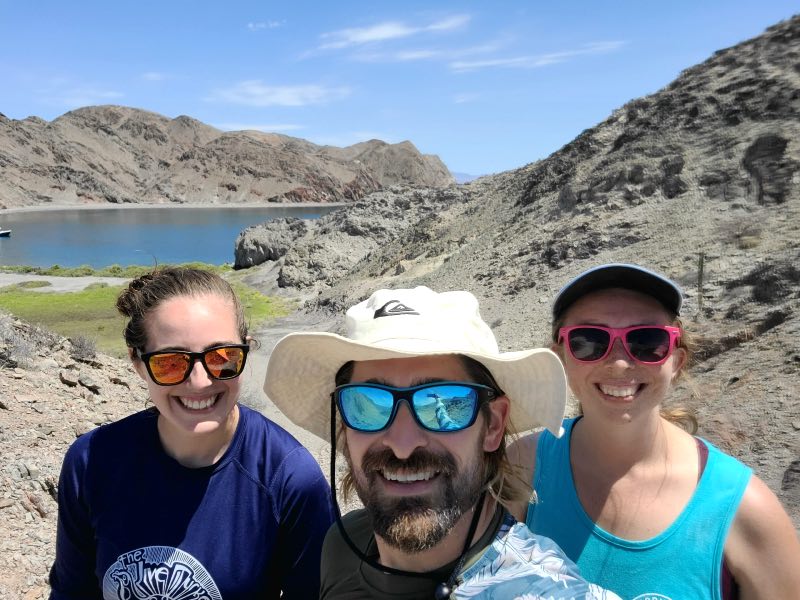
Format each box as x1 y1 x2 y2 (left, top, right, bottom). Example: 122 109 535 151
0 273 129 292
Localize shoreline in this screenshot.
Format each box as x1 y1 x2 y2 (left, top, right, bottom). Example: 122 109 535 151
0 201 348 215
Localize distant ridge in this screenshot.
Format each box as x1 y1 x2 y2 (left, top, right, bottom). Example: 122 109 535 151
452 172 481 184
0 105 454 209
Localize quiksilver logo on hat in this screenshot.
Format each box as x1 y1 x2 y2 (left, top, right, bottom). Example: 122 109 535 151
374 300 420 318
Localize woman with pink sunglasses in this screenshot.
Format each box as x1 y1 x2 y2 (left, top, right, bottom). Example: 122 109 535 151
509 263 800 600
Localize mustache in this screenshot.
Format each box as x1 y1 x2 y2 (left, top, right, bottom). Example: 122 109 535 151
360 447 457 477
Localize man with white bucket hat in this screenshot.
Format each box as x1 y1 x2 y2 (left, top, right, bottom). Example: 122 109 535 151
264 287 620 599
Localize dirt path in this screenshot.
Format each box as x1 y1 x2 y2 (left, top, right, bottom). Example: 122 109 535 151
240 311 337 462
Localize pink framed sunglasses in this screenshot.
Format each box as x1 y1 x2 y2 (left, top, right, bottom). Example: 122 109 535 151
558 325 681 365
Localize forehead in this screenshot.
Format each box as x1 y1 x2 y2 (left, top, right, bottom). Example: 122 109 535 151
144 293 239 349
350 355 470 386
562 287 674 326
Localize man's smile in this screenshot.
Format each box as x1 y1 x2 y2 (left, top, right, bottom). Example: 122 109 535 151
380 468 439 483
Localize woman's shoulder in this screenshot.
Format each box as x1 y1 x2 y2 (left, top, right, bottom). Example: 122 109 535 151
235 405 327 485
238 404 309 452
509 418 577 474
724 475 800 596
508 431 540 461
695 436 752 477
69 409 156 451
62 409 157 473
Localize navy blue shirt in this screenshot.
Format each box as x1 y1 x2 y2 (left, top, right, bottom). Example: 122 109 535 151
50 404 334 599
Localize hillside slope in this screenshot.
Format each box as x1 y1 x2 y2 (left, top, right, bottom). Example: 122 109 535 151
239 16 800 524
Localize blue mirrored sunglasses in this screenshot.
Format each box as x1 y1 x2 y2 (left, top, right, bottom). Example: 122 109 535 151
333 381 498 433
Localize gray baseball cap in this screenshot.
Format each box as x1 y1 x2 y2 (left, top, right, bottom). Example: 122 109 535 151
552 263 683 321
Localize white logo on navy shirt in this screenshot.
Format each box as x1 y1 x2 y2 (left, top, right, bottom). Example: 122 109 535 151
102 546 221 600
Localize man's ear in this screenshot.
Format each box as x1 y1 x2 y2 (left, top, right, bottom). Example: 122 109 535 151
483 395 510 452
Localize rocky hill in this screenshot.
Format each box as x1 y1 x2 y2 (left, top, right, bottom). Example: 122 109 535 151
0 105 453 209
237 16 800 525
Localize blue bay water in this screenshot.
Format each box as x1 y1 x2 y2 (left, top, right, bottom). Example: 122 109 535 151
0 205 341 268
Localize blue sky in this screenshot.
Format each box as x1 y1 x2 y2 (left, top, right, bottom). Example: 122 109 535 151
1 1 797 176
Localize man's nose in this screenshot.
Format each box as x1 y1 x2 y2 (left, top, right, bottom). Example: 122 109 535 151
381 401 428 460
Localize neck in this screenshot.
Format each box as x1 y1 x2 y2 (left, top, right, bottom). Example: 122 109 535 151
373 495 497 573
157 404 240 468
574 410 670 472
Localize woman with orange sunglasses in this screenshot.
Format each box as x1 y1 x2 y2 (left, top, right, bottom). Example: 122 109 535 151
49 267 333 599
510 263 800 600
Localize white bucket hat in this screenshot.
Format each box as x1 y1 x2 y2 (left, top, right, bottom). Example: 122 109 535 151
264 286 567 441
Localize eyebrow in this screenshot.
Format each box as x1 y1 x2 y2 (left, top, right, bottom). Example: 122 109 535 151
148 341 242 353
571 321 667 328
361 377 452 387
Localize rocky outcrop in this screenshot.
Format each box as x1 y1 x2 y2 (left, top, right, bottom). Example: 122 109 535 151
0 106 454 209
0 314 147 599
234 186 467 291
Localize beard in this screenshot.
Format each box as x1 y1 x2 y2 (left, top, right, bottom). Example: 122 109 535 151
347 441 486 554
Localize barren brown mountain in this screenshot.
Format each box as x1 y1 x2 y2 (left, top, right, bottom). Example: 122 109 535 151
0 105 453 209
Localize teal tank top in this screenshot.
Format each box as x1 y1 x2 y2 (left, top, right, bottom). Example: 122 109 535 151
526 417 751 600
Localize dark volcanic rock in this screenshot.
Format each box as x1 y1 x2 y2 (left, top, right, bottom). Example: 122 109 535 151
235 186 467 292
234 218 310 269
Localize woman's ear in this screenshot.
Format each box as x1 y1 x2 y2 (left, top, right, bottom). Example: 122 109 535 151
671 346 688 379
129 348 148 381
483 395 510 452
245 335 261 350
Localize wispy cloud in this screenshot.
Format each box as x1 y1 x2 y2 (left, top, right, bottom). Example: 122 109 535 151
247 20 285 32
319 14 470 50
348 41 505 64
352 48 441 63
209 80 351 107
450 41 625 72
214 122 304 133
141 72 167 81
395 49 440 61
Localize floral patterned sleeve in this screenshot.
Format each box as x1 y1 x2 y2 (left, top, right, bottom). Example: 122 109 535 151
455 516 622 599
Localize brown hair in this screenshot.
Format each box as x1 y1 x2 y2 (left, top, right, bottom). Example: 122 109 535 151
663 317 698 433
116 267 247 355
334 355 531 508
552 302 698 434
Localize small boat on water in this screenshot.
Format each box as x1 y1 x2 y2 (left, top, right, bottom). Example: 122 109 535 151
0 229 11 237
